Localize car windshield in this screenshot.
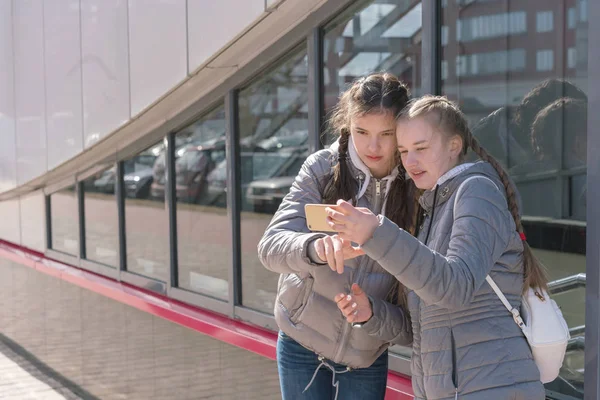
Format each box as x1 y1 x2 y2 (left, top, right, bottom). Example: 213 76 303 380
242 152 299 182
258 131 308 150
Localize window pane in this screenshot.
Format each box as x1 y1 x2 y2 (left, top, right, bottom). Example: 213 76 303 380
175 105 229 299
323 0 423 146
536 11 553 33
83 167 118 267
124 140 169 282
442 0 587 396
50 186 78 255
239 48 309 313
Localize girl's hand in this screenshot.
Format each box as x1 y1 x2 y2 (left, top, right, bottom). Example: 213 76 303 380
325 200 380 245
313 234 364 274
335 284 373 323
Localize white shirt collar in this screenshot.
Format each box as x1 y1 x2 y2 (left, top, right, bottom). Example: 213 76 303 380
435 163 476 187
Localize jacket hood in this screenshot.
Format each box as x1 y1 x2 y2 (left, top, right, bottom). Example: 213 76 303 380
329 137 400 214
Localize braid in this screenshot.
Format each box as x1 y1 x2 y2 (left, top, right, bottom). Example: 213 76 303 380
469 133 549 293
384 162 420 309
469 135 522 233
323 130 357 205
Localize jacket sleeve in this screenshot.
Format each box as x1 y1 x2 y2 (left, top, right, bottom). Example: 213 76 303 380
361 178 513 309
362 296 413 346
257 151 332 274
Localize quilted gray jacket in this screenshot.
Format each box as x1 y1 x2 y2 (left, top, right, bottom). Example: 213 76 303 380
361 162 546 399
258 140 412 369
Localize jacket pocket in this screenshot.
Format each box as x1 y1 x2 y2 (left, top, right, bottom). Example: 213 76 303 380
451 329 459 399
289 276 314 324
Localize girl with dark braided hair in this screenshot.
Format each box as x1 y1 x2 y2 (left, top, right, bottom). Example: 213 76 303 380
258 73 418 400
327 96 547 399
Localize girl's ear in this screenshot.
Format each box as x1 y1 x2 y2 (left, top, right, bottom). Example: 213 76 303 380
449 134 464 158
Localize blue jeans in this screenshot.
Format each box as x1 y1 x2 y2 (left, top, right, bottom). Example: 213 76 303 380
277 331 388 400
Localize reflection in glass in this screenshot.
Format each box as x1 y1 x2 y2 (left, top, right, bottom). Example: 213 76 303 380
124 140 169 281
175 106 230 299
83 167 118 267
50 186 79 255
442 0 587 396
323 0 423 145
239 48 309 313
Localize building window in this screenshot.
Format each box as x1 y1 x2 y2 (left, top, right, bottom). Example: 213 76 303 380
442 1 588 395
441 60 448 81
536 50 554 71
456 55 467 77
457 12 526 42
536 11 554 33
123 140 169 282
238 48 309 313
568 48 577 69
324 0 423 145
175 105 228 299
454 49 525 77
50 186 79 255
441 25 449 46
580 0 588 22
83 167 118 267
568 7 577 29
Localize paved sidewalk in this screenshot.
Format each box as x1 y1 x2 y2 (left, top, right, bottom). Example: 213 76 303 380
0 338 84 400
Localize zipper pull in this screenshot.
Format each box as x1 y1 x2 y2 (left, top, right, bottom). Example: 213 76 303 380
376 179 381 196
455 388 458 400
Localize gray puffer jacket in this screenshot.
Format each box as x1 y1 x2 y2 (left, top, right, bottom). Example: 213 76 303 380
361 162 545 399
258 141 412 369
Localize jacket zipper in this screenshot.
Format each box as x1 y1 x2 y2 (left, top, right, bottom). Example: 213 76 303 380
373 179 382 214
332 244 371 361
451 329 459 399
424 185 439 246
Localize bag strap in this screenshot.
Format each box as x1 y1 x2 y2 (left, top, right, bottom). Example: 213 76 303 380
452 175 525 329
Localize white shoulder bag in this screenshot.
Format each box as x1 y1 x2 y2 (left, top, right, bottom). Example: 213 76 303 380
453 175 570 383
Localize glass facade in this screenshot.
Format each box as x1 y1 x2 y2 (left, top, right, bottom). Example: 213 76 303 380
442 0 587 396
14 0 596 398
83 167 119 267
123 140 170 282
239 48 309 313
49 185 78 255
175 105 230 299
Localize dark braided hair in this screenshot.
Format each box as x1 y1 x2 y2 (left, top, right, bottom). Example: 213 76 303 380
398 95 549 294
322 73 419 307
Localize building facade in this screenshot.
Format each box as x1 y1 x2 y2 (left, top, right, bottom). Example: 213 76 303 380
0 0 596 398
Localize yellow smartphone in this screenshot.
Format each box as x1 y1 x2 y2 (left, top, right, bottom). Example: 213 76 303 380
305 204 336 232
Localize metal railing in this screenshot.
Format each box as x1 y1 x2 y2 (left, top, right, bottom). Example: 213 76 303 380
546 274 587 354
548 273 586 295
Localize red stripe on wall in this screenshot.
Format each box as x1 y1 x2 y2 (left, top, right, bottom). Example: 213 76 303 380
0 239 413 398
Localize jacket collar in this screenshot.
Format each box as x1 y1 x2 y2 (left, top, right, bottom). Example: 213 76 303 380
419 163 476 212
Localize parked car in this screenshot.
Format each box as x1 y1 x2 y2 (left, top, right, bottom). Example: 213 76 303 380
124 168 154 199
205 147 307 210
245 176 296 213
150 138 226 203
258 130 308 150
93 167 117 194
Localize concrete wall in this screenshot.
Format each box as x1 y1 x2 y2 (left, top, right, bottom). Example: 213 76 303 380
0 0 267 191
